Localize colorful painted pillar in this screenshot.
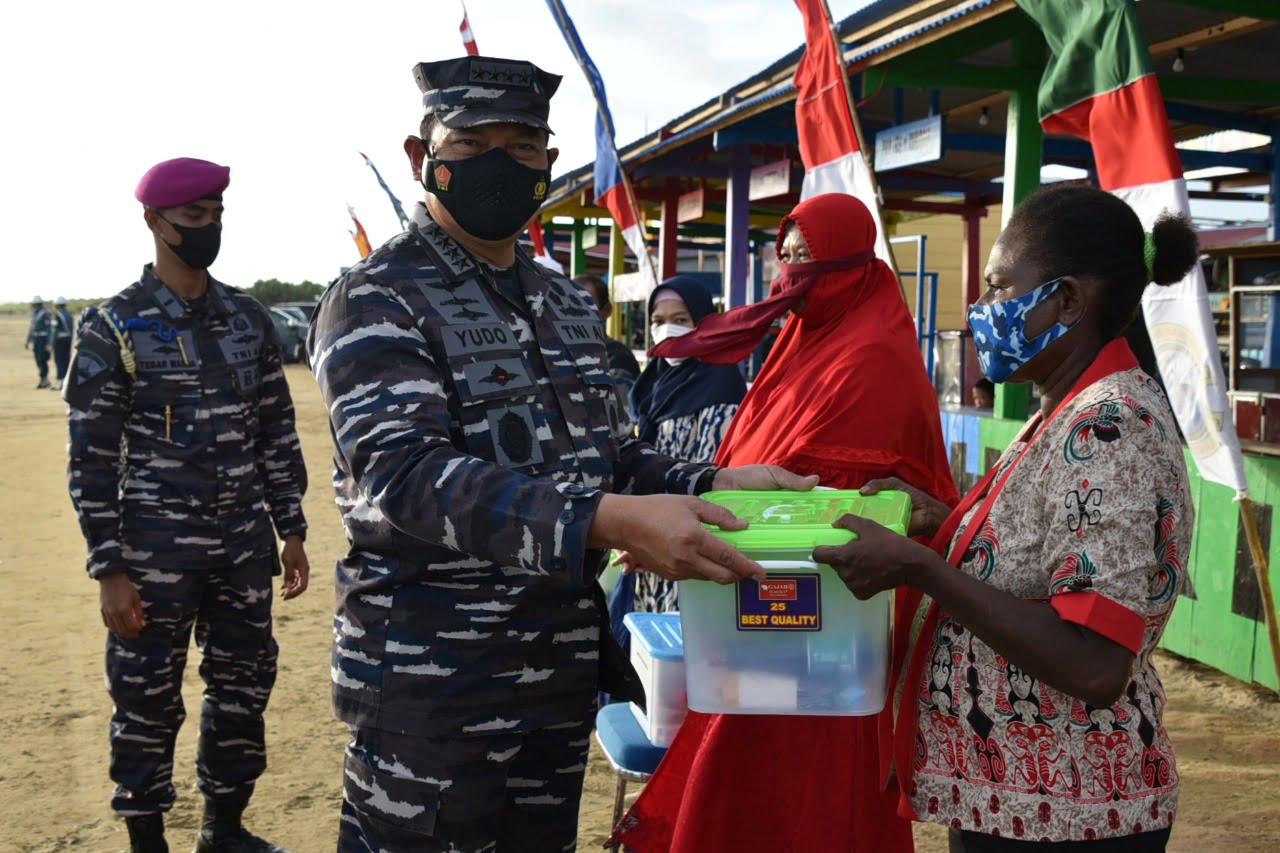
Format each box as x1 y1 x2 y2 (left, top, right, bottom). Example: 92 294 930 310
608 223 626 340
569 220 589 279
1270 118 1280 242
543 222 556 266
963 197 987 406
659 185 680 281
993 32 1044 422
724 144 752 310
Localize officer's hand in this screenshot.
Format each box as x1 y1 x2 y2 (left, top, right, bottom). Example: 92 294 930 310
280 535 310 600
588 494 764 585
713 465 820 493
24 341 31 350
99 573 146 638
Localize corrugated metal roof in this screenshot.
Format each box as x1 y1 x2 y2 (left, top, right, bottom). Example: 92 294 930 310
849 0 1000 63
546 0 1010 207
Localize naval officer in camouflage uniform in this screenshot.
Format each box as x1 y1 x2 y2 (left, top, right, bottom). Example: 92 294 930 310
64 158 310 853
308 56 815 852
26 295 54 388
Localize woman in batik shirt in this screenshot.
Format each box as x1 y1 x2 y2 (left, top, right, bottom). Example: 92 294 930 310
816 185 1199 852
611 277 745 628
631 276 746 464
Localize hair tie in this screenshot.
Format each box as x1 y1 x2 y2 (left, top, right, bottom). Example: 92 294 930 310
1143 231 1157 282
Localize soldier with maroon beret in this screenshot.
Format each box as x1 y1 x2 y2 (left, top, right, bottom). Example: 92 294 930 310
63 157 309 853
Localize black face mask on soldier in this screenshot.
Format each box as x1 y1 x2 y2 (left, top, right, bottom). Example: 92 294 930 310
423 145 550 242
159 216 222 270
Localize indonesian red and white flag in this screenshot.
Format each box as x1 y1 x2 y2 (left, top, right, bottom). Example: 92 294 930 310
1019 0 1247 495
527 218 564 273
460 3 479 56
793 0 892 263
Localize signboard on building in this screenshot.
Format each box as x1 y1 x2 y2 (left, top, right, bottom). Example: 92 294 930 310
678 188 706 223
612 271 654 303
749 159 792 201
874 115 944 172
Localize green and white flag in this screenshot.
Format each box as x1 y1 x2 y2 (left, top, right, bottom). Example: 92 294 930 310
1018 0 1247 496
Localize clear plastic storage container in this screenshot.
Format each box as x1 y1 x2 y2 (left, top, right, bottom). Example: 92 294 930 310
624 612 687 747
677 490 910 716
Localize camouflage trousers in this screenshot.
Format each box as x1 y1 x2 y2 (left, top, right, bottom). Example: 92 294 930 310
338 709 597 853
105 558 278 815
31 336 49 381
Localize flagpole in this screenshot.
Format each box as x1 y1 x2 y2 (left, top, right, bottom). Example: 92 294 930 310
545 0 660 291
1240 497 1280 691
359 152 410 230
818 0 900 280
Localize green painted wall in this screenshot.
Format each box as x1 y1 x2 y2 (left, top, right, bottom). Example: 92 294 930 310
974 415 1280 690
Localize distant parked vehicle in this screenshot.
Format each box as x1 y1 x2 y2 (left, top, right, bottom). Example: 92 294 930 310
269 307 307 366
275 306 310 326
276 300 319 322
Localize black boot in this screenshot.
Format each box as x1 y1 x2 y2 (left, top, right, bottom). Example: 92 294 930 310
193 799 289 853
125 814 169 853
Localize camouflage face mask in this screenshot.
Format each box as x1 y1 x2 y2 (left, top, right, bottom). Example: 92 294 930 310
967 277 1072 384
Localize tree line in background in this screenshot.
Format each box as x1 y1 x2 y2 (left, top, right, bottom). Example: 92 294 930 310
0 279 325 317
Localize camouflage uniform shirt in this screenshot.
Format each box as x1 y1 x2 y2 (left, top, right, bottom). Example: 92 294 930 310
27 306 53 343
308 203 714 738
65 266 308 578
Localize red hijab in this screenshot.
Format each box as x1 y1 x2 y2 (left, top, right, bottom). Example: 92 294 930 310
714 193 957 501
610 198 959 853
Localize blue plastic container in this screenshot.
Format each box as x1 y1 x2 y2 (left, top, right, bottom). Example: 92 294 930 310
623 612 687 747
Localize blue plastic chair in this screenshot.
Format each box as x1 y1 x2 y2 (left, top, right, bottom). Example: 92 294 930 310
594 701 668 832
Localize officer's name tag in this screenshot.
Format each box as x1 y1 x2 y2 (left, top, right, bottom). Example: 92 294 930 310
135 330 199 372
443 322 517 356
554 320 606 346
736 573 823 631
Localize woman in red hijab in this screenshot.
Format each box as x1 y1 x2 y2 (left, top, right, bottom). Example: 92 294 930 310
610 193 959 852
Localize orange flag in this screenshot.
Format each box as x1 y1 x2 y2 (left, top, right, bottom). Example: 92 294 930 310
348 205 372 259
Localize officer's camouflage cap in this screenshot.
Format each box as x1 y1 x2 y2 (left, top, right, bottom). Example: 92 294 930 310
414 56 562 134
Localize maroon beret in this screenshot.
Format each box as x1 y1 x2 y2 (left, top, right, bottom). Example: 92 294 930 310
135 157 230 208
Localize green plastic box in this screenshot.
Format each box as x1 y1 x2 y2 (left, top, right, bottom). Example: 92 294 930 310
677 489 911 716
701 490 911 553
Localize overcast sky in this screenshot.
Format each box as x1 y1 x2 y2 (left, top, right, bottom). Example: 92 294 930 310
5 1 1265 305
0 0 878 303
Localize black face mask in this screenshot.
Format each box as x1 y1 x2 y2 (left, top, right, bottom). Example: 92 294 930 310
160 217 222 270
423 146 550 242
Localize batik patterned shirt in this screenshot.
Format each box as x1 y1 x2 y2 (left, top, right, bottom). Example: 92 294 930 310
634 402 738 613
909 364 1192 842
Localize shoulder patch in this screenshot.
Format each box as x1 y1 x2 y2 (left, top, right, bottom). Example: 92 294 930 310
75 349 111 384
63 315 124 408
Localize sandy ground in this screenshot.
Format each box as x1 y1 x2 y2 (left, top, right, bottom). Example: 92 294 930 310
1 312 1278 853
